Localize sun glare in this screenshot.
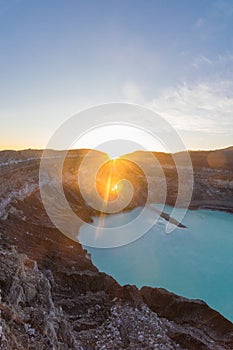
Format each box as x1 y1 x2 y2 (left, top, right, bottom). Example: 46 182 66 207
96 158 124 202
110 156 118 160
111 184 118 192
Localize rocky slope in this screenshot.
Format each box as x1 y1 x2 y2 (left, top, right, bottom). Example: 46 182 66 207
125 147 233 212
0 148 233 349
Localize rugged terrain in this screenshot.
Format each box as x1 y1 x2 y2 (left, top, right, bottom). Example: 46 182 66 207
0 148 233 349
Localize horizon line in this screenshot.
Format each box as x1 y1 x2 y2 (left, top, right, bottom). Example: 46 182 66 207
0 144 232 156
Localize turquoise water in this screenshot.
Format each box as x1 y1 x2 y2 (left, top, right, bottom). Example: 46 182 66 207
80 206 233 321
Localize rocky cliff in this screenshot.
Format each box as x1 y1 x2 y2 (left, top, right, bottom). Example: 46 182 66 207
0 148 233 349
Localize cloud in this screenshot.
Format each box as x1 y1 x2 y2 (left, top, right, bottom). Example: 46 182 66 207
121 44 233 138
149 81 233 134
192 55 213 69
192 53 233 70
189 52 233 85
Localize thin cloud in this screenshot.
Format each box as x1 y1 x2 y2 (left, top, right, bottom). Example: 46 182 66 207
192 55 213 69
192 53 233 69
149 81 233 134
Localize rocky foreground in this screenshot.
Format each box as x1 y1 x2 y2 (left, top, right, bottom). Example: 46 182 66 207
0 148 233 349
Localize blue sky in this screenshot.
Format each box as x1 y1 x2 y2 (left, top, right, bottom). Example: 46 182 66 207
1 0 233 151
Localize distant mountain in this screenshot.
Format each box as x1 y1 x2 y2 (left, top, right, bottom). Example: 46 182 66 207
174 147 233 170
1 146 232 169
124 146 233 170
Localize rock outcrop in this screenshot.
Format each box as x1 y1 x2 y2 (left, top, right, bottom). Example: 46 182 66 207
1 221 233 349
0 148 233 349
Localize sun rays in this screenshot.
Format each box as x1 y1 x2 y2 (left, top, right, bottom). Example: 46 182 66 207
83 156 148 241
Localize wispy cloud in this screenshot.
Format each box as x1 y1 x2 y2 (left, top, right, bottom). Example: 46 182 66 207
192 55 213 69
149 81 233 134
192 53 233 70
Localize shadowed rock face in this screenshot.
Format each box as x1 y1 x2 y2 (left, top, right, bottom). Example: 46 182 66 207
0 148 233 349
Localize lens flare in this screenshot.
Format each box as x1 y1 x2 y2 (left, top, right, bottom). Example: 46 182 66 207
111 184 118 191
39 103 194 248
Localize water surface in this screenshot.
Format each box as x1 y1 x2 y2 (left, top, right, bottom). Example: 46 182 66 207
80 206 233 321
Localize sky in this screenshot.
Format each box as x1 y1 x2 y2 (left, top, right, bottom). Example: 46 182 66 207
0 0 233 154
